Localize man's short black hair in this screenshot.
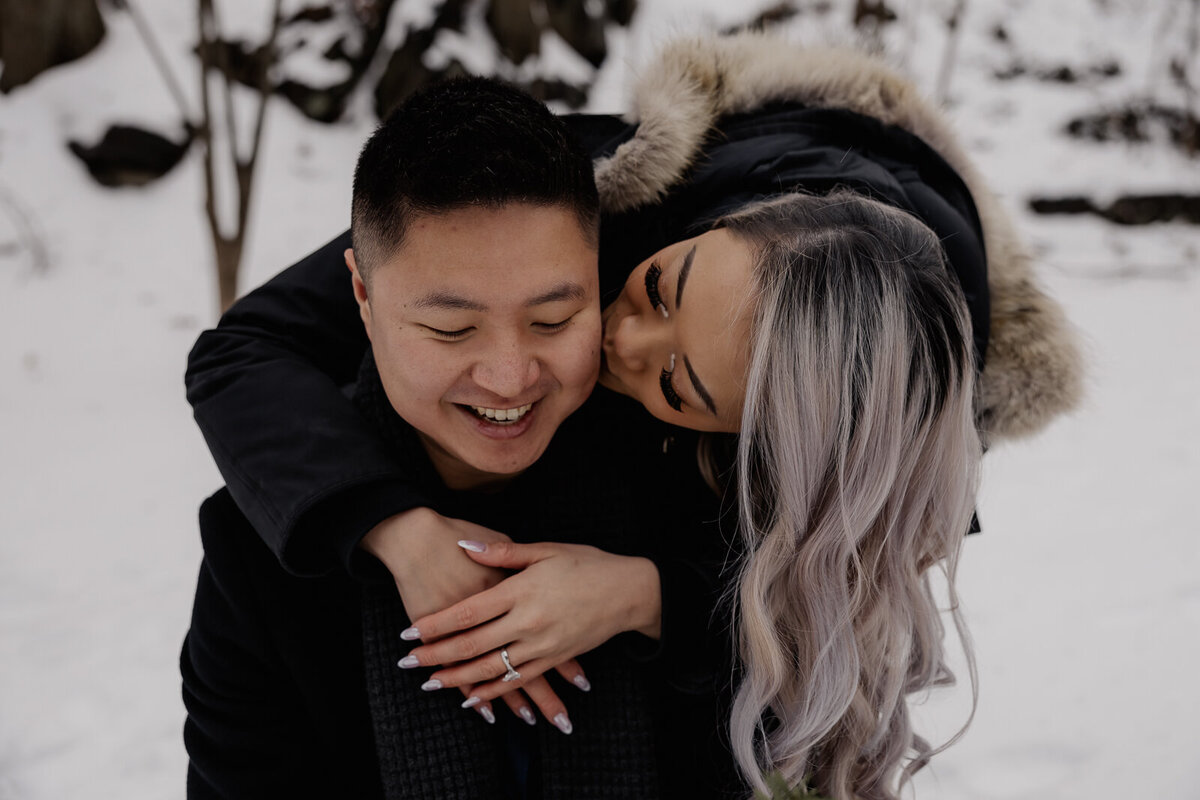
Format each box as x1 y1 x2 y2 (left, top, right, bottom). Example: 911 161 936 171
351 76 600 279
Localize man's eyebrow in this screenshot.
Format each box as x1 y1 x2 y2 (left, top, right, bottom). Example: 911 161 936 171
411 292 488 312
675 244 697 308
525 282 587 308
683 354 717 415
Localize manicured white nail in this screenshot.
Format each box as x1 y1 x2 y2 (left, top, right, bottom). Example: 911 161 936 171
398 655 420 669
457 540 487 552
420 679 443 691
572 674 591 692
461 696 481 708
479 706 495 724
553 713 572 735
401 626 420 641
518 706 536 726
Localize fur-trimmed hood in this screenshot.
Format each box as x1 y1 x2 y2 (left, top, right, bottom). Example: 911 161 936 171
595 32 1084 444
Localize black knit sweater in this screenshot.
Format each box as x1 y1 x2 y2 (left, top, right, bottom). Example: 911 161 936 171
353 353 745 799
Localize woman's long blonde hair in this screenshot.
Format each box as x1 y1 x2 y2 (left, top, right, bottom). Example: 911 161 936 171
717 192 982 799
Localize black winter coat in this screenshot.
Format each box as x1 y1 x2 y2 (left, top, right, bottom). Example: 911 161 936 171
182 357 743 799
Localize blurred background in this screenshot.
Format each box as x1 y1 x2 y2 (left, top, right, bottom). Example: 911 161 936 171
1 0 1197 797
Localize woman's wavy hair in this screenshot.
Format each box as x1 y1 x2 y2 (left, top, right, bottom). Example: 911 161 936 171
714 191 982 799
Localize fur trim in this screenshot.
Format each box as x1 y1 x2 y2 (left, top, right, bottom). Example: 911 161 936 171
598 32 1083 443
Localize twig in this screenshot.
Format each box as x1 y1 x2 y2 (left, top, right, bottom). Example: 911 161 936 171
0 184 51 275
901 0 925 75
934 0 967 104
242 0 283 233
124 0 194 124
196 0 284 310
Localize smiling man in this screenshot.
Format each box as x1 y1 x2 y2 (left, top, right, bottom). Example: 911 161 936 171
343 101 604 487
346 201 601 489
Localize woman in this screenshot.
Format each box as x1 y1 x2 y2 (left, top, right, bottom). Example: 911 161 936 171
185 33 1081 799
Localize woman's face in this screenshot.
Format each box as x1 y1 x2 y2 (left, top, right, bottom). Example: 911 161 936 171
599 228 755 432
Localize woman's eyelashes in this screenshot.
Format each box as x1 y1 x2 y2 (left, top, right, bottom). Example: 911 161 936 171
659 368 683 411
659 354 683 412
646 266 681 411
644 262 668 318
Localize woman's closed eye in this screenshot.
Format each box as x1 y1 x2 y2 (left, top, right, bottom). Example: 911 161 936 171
644 262 668 317
659 354 683 412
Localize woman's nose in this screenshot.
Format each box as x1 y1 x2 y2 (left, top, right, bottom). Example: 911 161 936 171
611 311 667 374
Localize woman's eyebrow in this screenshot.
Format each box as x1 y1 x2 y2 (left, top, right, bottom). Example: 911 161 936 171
683 354 717 415
674 244 697 307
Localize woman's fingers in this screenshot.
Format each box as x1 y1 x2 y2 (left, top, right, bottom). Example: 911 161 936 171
452 655 589 703
456 684 495 725
403 581 515 646
493 688 537 726
478 675 572 734
456 539 556 568
400 615 518 673
553 659 592 693
523 676 573 734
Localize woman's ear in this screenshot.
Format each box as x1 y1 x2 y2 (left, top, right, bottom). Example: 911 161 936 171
345 248 373 337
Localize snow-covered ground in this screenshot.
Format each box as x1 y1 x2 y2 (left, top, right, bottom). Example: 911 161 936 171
1 1 1197 798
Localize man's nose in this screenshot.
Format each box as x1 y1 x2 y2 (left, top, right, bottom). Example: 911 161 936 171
611 312 668 373
471 336 541 399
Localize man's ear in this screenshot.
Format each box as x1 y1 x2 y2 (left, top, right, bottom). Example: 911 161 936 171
345 248 372 337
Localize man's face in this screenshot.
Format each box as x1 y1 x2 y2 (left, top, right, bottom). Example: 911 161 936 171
349 203 601 490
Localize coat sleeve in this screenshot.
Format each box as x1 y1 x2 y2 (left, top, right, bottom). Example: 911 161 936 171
184 231 430 576
181 491 381 799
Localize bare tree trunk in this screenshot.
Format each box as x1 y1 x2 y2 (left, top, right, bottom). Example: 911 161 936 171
0 0 105 92
197 0 282 312
214 237 243 313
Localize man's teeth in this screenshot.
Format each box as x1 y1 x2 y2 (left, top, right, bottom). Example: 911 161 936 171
470 403 533 423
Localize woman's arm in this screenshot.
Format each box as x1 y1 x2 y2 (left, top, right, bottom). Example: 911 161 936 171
185 231 432 576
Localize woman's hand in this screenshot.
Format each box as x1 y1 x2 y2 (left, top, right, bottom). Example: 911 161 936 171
360 508 575 728
396 540 663 725
360 507 511 623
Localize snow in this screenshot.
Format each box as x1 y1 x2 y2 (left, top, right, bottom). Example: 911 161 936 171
0 0 1197 798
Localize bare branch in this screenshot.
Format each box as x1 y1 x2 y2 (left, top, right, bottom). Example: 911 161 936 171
197 0 221 244
0 184 51 275
207 0 242 167
934 0 967 104
245 0 283 180
123 0 194 124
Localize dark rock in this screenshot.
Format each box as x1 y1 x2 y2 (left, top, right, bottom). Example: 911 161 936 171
606 0 637 27
0 0 106 92
853 0 896 27
1029 193 1200 226
1028 196 1095 216
486 0 540 65
546 0 607 67
285 4 335 25
1065 102 1198 156
723 2 799 34
520 76 589 108
67 124 193 187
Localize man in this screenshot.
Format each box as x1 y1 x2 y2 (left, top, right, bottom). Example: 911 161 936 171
182 77 737 799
